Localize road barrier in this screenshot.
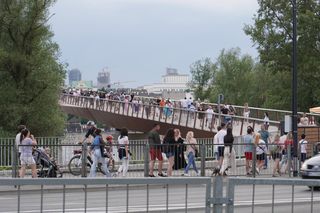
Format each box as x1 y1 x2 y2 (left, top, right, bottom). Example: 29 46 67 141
0 177 212 213
1 176 320 213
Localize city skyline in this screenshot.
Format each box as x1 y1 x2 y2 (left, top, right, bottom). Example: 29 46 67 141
50 0 259 88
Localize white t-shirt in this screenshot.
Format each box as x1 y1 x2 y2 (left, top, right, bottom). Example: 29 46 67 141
206 109 214 119
256 139 267 155
181 99 188 108
216 129 227 147
213 133 219 152
299 139 308 153
15 133 22 153
118 136 129 146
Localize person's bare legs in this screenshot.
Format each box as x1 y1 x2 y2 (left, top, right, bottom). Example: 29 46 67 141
218 157 224 169
19 165 26 178
149 160 155 175
167 157 174 176
31 164 37 178
158 160 163 174
246 159 251 174
273 159 280 176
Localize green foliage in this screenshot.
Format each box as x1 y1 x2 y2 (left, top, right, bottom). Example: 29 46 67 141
244 0 320 111
189 58 216 101
211 48 256 105
190 1 320 111
0 0 66 136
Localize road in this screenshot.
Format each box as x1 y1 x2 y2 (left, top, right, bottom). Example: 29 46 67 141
0 181 319 213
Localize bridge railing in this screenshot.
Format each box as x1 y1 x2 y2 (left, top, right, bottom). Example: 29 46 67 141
2 134 314 179
131 94 320 123
60 94 281 135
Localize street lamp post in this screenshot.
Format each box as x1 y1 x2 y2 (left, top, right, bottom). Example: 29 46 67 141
292 0 298 177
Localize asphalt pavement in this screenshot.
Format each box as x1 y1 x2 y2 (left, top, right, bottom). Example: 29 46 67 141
0 177 319 213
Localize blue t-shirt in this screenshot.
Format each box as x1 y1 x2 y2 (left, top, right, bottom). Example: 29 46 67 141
92 135 102 150
243 134 254 152
259 130 269 144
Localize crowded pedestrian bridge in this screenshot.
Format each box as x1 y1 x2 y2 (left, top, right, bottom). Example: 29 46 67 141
59 94 316 137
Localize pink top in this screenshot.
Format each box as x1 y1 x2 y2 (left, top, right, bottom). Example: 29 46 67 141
186 138 197 154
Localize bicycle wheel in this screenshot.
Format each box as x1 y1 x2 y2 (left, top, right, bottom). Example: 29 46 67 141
68 155 91 176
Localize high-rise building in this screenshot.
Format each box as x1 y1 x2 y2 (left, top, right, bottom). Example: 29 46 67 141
97 67 111 89
68 69 82 86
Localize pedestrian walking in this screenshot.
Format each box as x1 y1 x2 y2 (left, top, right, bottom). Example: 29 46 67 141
220 128 236 175
183 131 200 176
117 128 130 177
89 129 111 177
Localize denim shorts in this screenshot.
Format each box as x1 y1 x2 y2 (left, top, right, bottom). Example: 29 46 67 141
166 152 174 158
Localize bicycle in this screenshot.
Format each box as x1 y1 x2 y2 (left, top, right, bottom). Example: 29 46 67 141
68 145 115 176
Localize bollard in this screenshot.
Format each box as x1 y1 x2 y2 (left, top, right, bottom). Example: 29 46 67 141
81 142 88 177
144 144 150 177
200 144 206 176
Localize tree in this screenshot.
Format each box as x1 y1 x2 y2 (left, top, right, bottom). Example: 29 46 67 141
0 0 66 136
189 58 216 101
211 48 258 106
244 0 320 111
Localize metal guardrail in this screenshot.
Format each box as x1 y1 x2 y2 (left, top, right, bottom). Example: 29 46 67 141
60 94 281 136
2 134 314 179
225 177 320 213
0 177 212 213
1 176 320 213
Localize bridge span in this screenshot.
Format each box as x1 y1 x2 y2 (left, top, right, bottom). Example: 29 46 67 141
59 94 280 137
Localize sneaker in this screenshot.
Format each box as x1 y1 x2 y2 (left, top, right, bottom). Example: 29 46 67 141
149 174 155 177
196 172 201 176
182 173 189 176
158 173 167 177
256 168 260 175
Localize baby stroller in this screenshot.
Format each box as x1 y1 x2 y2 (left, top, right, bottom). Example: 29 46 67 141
33 148 62 178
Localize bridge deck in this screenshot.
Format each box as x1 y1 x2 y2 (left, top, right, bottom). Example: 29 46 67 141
59 95 280 137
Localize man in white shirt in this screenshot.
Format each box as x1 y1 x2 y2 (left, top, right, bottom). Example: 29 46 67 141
215 123 227 168
299 134 308 163
206 106 214 128
15 125 26 157
181 97 188 109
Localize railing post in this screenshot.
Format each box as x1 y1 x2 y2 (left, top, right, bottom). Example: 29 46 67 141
288 144 292 178
81 142 88 177
213 176 223 213
252 144 257 178
12 144 18 178
178 109 182 126
200 144 206 176
144 144 150 177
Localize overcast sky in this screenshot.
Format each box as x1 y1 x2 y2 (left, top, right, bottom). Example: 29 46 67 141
50 0 259 87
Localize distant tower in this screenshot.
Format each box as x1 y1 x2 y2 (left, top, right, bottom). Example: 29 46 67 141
68 69 82 86
97 67 111 89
